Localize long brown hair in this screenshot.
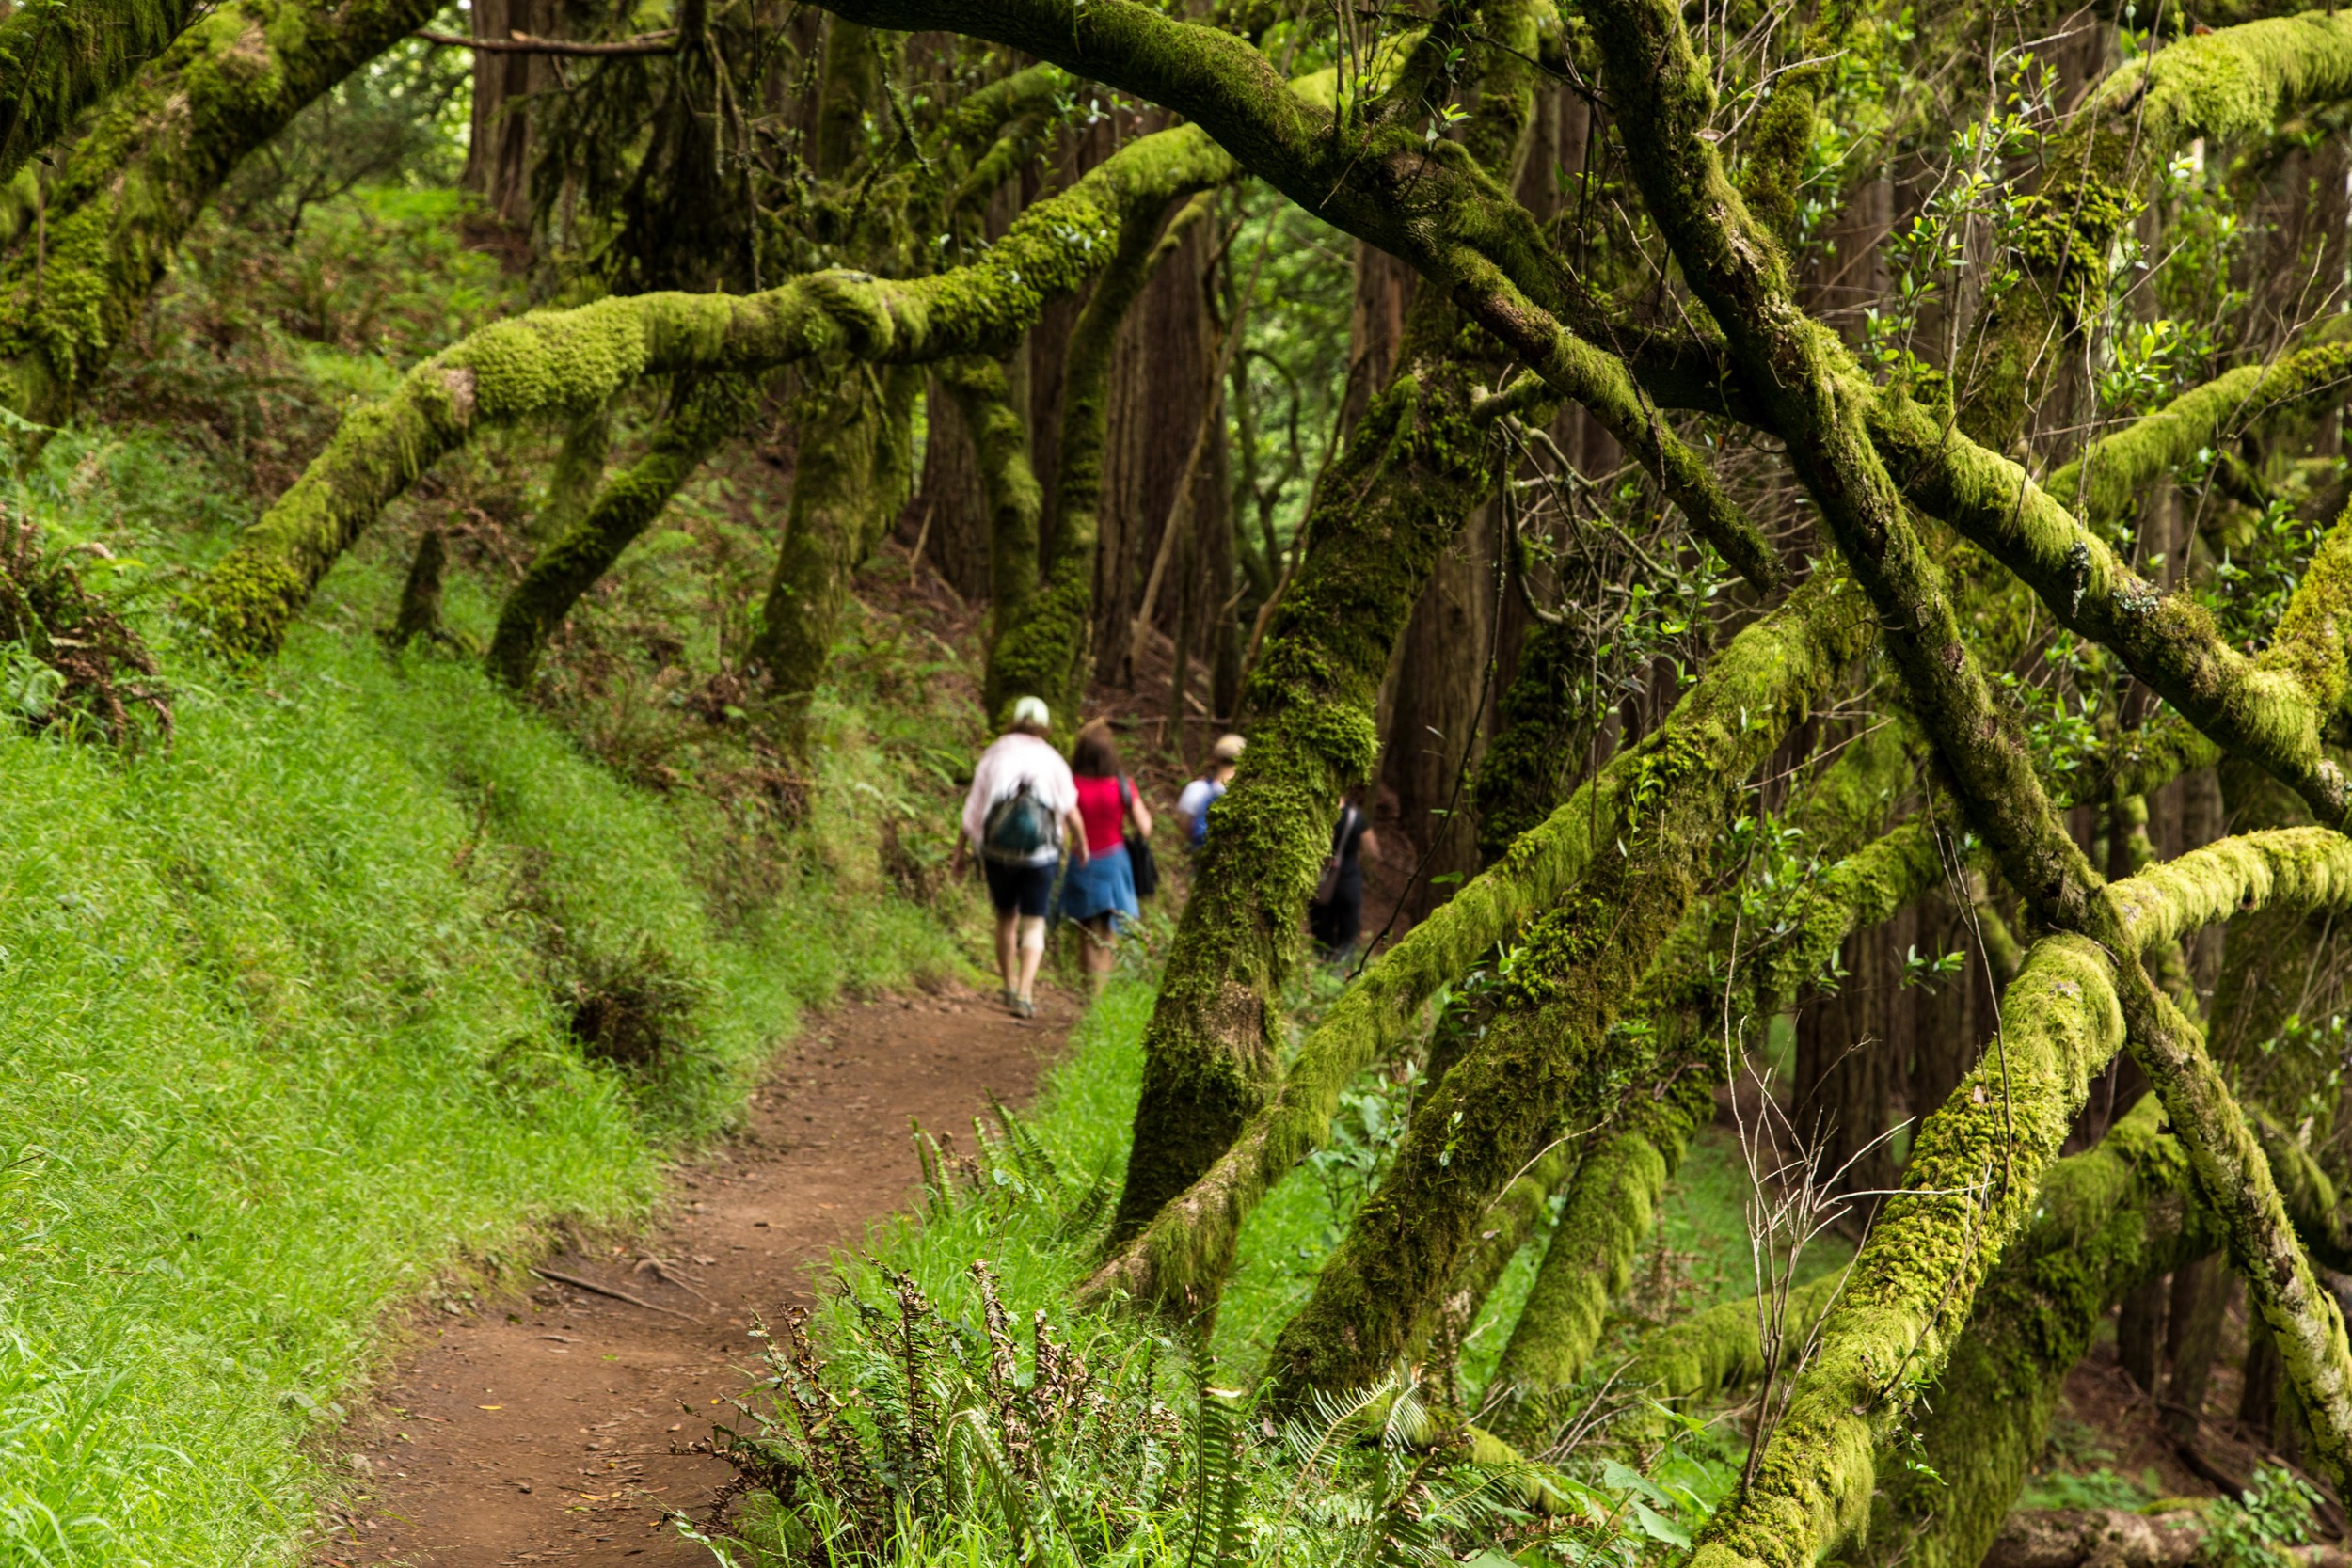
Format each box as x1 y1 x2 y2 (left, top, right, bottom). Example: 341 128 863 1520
1072 719 1121 779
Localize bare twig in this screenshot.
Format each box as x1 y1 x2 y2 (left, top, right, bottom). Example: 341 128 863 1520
414 27 678 55
532 1265 700 1320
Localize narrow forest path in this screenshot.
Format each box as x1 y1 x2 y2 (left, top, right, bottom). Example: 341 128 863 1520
322 983 1075 1567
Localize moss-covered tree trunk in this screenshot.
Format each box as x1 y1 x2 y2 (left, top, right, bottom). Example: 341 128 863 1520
1085 579 1887 1317
1957 12 2352 450
487 374 768 690
751 364 924 722
0 0 446 422
1105 291 1513 1243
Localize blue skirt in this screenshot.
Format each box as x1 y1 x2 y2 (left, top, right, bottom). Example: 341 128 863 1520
1057 845 1138 927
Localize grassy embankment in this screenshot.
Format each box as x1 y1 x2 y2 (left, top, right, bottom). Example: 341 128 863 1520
0 189 980 1562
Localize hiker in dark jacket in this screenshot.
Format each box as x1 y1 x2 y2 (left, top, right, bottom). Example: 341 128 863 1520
952 696 1086 1017
1307 794 1377 960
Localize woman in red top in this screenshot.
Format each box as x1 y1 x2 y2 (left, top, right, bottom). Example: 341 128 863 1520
1056 720 1153 990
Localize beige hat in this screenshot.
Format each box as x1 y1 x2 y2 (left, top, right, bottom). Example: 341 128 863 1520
1211 733 1247 763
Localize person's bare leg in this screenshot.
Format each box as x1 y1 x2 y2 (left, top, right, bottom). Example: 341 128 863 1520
1083 918 1116 992
1015 915 1048 1006
994 910 1020 1002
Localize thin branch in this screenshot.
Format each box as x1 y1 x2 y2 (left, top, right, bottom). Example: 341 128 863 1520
413 27 678 55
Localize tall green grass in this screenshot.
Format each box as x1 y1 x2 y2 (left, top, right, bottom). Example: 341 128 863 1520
0 440 967 1564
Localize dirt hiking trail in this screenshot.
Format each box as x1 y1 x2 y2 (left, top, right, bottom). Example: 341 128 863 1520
321 983 1075 1567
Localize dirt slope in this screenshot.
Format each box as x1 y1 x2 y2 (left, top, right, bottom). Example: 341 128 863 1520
320 984 1072 1567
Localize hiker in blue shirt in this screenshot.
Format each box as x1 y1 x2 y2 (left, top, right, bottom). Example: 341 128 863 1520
951 696 1087 1018
1174 732 1245 850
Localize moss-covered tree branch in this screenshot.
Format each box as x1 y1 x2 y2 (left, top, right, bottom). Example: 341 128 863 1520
814 0 1777 596
2045 337 2352 526
1086 573 1873 1311
184 107 1244 657
0 0 199 187
0 0 450 424
486 373 770 690
1485 820 1947 1437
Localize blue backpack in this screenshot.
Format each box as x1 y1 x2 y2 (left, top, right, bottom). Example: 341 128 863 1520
1189 780 1225 847
982 781 1056 863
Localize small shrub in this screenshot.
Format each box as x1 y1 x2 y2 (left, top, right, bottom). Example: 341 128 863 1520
2207 1465 2322 1568
0 512 169 744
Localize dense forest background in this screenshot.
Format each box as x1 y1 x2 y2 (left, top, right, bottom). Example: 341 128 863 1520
10 1 2352 1566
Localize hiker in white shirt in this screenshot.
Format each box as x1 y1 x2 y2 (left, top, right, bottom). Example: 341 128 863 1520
951 696 1087 1018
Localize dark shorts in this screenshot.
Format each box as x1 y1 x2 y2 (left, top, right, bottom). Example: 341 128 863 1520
983 857 1056 918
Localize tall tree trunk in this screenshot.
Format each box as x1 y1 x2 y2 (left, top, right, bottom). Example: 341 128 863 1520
1096 197 1219 688
1792 903 1905 1213
463 0 572 225
2162 1254 2236 1442
1378 501 1496 924
911 376 994 599
751 364 924 724
1105 291 1517 1245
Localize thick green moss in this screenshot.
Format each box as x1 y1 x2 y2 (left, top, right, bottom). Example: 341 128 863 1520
1486 1069 1714 1437
1109 299 1492 1245
1873 391 2350 828
1570 0 2352 1547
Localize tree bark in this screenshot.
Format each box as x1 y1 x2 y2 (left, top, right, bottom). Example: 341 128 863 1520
384 524 447 652
463 0 574 224
1378 503 1496 922
2162 1253 2236 1442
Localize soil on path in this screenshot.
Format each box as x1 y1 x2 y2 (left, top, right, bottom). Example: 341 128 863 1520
322 982 1074 1568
